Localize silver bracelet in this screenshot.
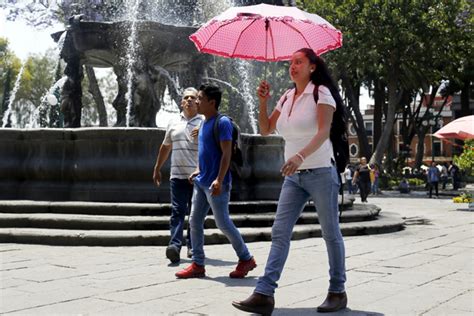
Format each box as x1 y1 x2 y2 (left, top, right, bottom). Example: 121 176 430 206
296 153 305 162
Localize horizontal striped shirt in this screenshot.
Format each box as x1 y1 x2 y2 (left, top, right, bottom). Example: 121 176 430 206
163 113 203 179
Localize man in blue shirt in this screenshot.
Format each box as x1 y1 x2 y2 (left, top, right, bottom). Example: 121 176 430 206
175 84 256 279
427 161 440 198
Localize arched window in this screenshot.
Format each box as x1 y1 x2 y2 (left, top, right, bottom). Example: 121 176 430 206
350 144 358 157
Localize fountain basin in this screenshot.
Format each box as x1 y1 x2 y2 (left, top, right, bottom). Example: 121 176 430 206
0 128 285 202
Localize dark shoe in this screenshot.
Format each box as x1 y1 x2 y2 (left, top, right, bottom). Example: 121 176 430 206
229 257 257 278
232 293 275 316
166 245 180 264
317 292 347 313
175 262 205 279
187 248 193 259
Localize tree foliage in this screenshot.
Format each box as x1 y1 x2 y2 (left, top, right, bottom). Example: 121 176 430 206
299 0 473 171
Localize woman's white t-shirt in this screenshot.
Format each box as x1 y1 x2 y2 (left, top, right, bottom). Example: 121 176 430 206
275 81 336 170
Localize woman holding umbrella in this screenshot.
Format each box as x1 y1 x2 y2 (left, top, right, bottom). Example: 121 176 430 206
232 48 347 314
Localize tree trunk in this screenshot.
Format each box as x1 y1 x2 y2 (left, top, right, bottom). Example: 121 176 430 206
85 66 108 127
414 130 427 168
373 79 384 149
460 79 472 116
371 63 402 167
341 73 371 158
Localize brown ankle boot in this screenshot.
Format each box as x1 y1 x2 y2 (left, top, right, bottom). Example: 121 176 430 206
232 292 275 315
317 292 347 313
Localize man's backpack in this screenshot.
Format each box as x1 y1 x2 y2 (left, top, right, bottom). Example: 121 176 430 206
212 114 244 175
280 86 349 174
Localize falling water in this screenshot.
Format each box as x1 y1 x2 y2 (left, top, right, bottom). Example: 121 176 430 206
235 59 257 134
30 76 68 128
2 62 26 128
52 31 67 77
124 0 141 127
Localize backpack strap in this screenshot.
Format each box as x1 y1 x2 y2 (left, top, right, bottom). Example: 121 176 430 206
279 89 292 109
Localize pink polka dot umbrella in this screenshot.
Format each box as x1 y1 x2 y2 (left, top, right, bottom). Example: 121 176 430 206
189 3 342 62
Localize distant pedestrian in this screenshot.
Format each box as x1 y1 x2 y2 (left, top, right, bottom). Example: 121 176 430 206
370 164 380 195
344 164 354 194
427 161 440 198
353 157 371 202
448 161 460 190
440 163 448 190
153 87 203 264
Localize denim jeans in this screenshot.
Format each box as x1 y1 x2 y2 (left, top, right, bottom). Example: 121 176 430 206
255 166 346 296
169 178 193 250
190 180 252 266
346 180 354 194
371 178 379 194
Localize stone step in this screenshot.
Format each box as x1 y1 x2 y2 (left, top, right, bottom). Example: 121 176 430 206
0 212 405 246
0 197 355 216
0 205 380 230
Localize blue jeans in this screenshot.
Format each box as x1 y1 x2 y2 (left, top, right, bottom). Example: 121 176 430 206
371 178 379 194
169 178 193 250
346 180 354 194
255 166 346 296
190 180 252 266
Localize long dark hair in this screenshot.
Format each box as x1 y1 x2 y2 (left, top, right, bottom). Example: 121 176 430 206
296 48 348 137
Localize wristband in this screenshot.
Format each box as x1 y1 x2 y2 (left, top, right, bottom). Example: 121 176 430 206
296 153 305 162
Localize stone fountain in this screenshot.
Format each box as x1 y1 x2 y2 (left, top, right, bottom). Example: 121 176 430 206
0 1 405 245
52 15 209 127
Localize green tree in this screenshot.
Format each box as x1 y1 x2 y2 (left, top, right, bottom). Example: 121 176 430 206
299 0 472 171
454 139 473 177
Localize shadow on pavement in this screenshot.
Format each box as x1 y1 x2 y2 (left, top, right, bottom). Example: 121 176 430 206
206 275 258 287
273 308 384 315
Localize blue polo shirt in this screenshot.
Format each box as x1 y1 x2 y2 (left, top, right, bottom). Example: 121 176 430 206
196 115 233 187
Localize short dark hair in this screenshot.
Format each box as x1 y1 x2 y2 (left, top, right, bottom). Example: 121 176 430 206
199 84 222 110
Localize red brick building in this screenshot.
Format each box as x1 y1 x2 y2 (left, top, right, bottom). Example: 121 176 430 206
348 95 457 166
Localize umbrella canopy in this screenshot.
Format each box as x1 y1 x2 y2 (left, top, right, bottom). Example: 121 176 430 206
189 4 342 61
433 115 474 140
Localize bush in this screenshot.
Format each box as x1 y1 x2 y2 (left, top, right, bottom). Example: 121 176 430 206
454 140 474 177
453 192 473 203
408 178 425 186
387 177 425 188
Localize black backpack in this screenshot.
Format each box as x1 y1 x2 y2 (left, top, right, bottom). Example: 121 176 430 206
212 114 244 175
280 86 349 173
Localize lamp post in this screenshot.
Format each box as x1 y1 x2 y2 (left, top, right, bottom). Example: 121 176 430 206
422 108 438 161
422 108 438 162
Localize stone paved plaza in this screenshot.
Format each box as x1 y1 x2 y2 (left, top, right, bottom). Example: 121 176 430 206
1 195 473 315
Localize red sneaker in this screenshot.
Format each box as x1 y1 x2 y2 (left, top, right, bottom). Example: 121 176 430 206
175 262 205 279
229 257 257 278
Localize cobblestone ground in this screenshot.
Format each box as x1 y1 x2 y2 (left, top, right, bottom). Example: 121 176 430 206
1 195 473 315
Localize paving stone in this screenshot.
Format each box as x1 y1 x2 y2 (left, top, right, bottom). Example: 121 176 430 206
0 196 471 315
6 298 128 316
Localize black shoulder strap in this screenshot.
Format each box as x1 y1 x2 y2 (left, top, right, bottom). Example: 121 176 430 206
213 113 223 149
313 85 319 104
279 89 292 109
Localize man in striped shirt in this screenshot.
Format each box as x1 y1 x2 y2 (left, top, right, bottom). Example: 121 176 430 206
153 87 204 263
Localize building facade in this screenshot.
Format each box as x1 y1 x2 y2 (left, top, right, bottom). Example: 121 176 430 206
347 94 462 167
